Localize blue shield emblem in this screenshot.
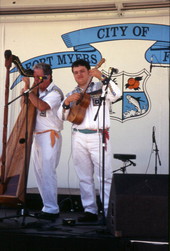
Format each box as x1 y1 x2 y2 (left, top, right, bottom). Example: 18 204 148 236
109 69 151 122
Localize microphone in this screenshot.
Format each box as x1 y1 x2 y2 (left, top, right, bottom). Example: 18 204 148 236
150 56 153 73
39 76 48 80
109 67 118 74
23 76 46 94
152 126 155 143
128 159 136 166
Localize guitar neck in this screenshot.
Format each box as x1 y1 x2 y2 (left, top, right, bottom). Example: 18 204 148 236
83 58 105 93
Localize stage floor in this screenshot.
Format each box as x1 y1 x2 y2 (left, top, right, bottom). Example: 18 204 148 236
0 208 169 251
0 208 129 251
0 188 169 251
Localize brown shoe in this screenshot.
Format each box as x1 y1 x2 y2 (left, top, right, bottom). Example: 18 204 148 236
78 212 98 222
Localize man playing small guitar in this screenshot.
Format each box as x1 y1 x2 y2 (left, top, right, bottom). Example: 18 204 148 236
58 59 121 222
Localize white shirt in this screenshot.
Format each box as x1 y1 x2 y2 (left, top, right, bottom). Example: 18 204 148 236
58 80 121 130
34 82 64 132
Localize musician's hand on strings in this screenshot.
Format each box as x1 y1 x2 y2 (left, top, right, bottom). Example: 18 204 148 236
64 93 81 105
89 68 103 80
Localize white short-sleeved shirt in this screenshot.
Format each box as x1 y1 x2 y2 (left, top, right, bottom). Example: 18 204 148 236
34 82 64 132
58 80 121 130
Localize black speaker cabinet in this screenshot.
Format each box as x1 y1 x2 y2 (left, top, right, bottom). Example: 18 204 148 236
107 174 169 239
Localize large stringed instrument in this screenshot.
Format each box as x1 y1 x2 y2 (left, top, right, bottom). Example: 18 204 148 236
0 50 35 205
67 58 105 125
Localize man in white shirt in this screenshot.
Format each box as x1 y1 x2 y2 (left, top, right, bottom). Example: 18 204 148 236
58 59 121 222
22 63 63 221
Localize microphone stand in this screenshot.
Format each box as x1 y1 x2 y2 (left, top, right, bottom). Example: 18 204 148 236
1 80 43 225
113 159 136 174
94 69 115 225
7 80 42 106
153 130 161 175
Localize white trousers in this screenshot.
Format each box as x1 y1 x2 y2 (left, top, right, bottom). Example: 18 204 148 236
72 131 113 216
32 131 62 214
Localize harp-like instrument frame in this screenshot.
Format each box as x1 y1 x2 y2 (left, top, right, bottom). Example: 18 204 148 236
0 50 36 206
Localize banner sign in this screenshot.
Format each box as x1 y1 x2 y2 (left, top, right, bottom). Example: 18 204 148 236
10 23 169 89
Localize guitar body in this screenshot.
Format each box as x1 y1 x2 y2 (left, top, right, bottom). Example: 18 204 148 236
67 58 105 125
67 93 90 125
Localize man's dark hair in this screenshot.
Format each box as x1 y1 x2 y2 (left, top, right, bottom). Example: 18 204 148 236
72 59 91 72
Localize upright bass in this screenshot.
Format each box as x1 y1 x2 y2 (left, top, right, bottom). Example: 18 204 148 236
0 50 35 205
67 58 105 125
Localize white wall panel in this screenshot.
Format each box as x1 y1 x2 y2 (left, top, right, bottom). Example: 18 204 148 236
0 14 169 189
